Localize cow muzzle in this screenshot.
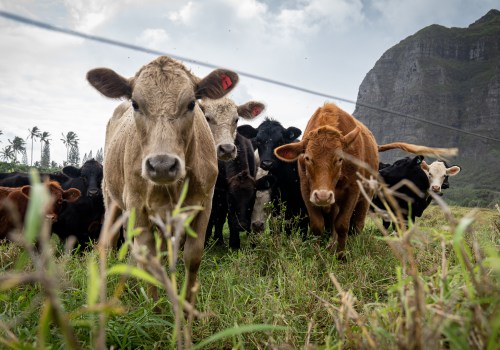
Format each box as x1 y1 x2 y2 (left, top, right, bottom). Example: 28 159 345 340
431 185 441 193
260 160 274 171
144 154 184 184
251 221 265 233
310 189 335 206
217 143 237 161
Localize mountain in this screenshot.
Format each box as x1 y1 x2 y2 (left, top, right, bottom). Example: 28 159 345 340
353 9 500 207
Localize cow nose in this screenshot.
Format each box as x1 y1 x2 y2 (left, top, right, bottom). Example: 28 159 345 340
251 221 264 232
145 155 182 183
311 190 334 206
217 144 237 160
260 160 273 170
88 189 99 197
45 214 57 222
431 185 441 192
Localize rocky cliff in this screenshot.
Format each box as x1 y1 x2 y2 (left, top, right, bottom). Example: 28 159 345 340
353 9 500 207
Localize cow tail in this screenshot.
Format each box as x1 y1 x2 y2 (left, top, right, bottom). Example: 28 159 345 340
378 142 458 157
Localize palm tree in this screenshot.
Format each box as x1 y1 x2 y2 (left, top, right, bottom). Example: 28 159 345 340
27 126 41 166
39 131 51 162
8 136 26 162
0 145 15 162
60 131 79 162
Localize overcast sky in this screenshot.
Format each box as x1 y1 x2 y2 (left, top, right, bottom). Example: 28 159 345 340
0 0 497 165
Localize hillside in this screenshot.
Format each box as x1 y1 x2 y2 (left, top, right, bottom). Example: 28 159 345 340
353 9 500 207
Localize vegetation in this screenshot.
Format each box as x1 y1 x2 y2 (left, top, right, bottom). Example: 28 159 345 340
0 173 498 349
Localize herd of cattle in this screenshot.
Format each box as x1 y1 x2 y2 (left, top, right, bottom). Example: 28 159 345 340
0 55 461 305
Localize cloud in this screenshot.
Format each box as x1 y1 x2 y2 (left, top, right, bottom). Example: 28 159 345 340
136 28 169 50
168 1 198 25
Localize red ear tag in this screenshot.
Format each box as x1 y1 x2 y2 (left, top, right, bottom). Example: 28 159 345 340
251 106 262 117
221 74 233 90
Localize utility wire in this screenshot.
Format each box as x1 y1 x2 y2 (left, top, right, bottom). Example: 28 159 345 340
1 10 499 144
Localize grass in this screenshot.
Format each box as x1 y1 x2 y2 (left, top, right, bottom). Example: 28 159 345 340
0 179 499 349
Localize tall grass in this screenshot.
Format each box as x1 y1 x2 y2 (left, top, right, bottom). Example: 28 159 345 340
0 171 498 349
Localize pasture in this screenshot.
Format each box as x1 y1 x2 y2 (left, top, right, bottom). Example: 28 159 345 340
0 197 499 349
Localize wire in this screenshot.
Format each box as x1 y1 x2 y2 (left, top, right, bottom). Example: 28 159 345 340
1 10 499 144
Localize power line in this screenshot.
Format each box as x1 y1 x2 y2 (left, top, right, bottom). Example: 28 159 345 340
1 10 499 144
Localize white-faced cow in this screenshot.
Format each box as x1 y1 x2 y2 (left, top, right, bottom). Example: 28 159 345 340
421 159 461 193
200 97 265 160
86 56 239 304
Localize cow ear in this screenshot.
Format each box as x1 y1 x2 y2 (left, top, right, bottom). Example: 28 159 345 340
420 160 429 171
237 101 265 120
87 68 132 99
274 141 305 162
342 127 360 148
63 188 81 203
446 166 461 176
284 127 301 141
414 155 424 165
195 69 239 99
62 166 81 178
256 174 276 191
237 124 258 139
20 185 31 198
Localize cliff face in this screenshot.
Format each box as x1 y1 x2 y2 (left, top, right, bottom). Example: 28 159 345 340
353 9 500 207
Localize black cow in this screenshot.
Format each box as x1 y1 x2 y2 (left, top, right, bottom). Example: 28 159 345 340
0 171 69 187
237 118 308 236
372 155 430 228
205 133 274 249
51 159 104 249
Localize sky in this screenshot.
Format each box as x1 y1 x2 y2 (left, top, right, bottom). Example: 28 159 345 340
0 0 497 165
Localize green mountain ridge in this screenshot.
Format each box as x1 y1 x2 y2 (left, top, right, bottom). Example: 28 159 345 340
353 9 500 207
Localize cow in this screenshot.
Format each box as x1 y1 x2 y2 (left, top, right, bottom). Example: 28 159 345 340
205 133 274 249
250 166 275 233
0 181 81 240
238 119 308 235
200 97 265 160
86 56 238 304
421 159 461 193
274 103 379 259
0 171 69 187
52 159 105 249
372 155 430 228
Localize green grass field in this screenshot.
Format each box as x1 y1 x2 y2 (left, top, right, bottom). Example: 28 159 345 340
1 203 499 349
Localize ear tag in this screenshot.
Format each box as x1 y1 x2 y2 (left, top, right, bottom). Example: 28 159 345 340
417 158 421 164
251 106 262 117
221 74 233 90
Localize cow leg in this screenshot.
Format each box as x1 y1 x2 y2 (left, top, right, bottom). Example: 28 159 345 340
183 202 210 308
349 197 370 235
307 205 325 236
332 197 358 260
227 214 241 249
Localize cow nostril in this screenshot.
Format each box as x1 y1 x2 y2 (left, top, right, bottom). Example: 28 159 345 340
146 159 155 172
218 144 236 155
261 160 273 170
168 158 179 175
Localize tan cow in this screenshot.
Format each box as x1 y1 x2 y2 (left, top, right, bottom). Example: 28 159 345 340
86 56 238 304
275 103 379 258
200 97 265 160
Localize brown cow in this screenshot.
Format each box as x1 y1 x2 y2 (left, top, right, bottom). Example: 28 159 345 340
275 103 378 258
86 56 239 304
0 181 81 239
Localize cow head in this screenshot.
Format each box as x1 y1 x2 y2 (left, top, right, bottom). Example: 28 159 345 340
200 98 265 161
87 56 238 185
250 169 276 233
238 118 301 171
421 160 461 193
275 126 359 207
63 159 103 198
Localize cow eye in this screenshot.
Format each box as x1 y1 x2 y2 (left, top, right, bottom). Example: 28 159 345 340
205 115 213 123
233 118 239 125
131 100 139 111
187 100 196 111
304 155 311 162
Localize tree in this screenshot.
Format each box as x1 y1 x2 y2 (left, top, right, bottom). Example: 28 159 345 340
60 131 79 163
39 131 51 163
51 161 59 169
95 147 104 163
27 126 41 166
68 144 80 166
22 149 28 165
41 140 51 168
8 136 26 163
0 145 15 162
